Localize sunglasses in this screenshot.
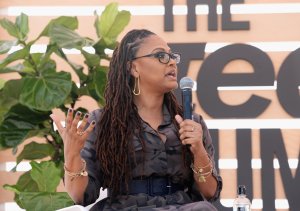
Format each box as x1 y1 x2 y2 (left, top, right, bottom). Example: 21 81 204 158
131 51 181 64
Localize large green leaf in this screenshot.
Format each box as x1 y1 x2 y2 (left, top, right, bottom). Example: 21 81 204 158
0 113 42 150
39 59 56 75
0 103 51 149
95 2 118 37
13 171 40 208
0 18 20 39
39 16 78 37
8 103 51 125
82 49 100 67
3 171 39 194
17 171 40 192
17 142 55 164
95 2 130 45
0 79 23 124
1 79 23 100
0 120 36 149
16 13 29 40
0 78 5 89
18 192 73 211
0 47 30 69
49 24 93 49
1 115 38 130
0 40 17 54
30 161 61 192
19 71 72 111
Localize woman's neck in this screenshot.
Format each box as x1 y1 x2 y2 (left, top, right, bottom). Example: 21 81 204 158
134 94 163 112
134 94 164 129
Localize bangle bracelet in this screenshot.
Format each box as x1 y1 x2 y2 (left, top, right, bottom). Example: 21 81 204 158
191 164 212 175
64 159 88 181
190 155 213 183
190 155 212 173
191 164 213 183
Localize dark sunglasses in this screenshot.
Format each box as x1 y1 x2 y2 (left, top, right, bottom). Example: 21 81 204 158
131 51 181 64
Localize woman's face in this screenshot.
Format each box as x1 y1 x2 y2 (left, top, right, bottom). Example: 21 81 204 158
131 34 178 95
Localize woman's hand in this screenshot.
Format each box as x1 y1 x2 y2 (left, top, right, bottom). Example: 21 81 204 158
50 108 96 162
175 114 218 199
175 114 205 154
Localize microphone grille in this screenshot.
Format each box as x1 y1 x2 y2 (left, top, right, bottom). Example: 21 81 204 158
179 77 194 89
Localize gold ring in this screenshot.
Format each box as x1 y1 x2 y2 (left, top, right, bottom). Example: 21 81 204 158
77 131 84 136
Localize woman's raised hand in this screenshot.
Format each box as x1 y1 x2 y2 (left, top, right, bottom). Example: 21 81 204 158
175 114 204 154
50 108 96 161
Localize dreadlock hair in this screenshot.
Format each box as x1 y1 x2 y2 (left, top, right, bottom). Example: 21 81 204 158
95 29 185 199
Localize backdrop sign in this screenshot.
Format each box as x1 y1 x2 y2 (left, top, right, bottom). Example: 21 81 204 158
0 0 299 210
164 0 299 210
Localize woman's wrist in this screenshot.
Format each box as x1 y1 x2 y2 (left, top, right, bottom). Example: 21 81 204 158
191 153 213 183
64 155 84 171
191 144 207 158
64 158 88 181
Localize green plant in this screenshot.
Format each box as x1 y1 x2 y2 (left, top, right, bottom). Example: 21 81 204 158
0 3 130 210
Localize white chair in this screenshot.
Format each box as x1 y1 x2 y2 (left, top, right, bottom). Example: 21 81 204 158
57 189 107 211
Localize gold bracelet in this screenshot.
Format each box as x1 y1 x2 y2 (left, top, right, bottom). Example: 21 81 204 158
190 155 212 174
190 155 213 183
196 169 212 183
191 164 212 183
64 159 88 181
191 164 212 175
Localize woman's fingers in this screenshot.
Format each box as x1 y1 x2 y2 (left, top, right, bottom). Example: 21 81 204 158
66 108 74 130
175 114 183 124
81 120 96 139
77 113 89 132
71 111 82 132
51 109 95 146
68 111 95 141
175 114 203 145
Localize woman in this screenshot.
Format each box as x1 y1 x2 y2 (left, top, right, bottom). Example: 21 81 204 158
51 29 222 210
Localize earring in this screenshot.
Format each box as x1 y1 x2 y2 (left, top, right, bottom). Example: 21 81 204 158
132 76 140 95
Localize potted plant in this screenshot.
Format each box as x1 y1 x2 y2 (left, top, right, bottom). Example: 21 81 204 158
0 3 130 210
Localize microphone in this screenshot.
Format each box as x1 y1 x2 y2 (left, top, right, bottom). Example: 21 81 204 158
179 77 194 120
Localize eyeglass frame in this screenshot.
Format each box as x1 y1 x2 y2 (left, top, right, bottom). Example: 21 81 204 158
130 51 181 64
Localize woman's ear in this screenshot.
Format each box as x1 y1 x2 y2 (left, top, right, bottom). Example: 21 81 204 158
129 62 139 78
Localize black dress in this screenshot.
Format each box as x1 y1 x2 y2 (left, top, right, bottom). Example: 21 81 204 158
80 106 222 210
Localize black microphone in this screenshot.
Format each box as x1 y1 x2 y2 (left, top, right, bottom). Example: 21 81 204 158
179 77 194 120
